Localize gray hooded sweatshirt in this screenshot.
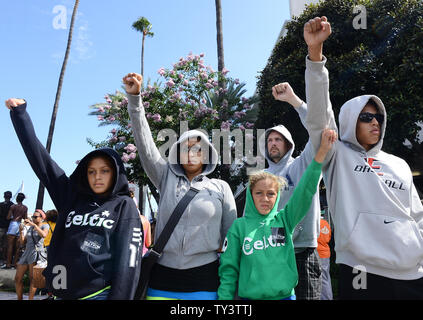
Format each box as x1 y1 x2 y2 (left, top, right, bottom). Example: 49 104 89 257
263 112 322 250
127 94 237 270
305 56 423 280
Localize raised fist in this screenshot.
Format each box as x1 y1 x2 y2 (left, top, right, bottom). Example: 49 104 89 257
5 98 26 110
272 83 302 108
122 73 143 95
303 16 332 48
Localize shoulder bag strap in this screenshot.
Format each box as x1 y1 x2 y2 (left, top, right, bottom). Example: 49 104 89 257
152 187 200 255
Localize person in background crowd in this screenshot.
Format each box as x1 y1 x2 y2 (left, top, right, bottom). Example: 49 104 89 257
0 191 13 264
43 209 58 250
14 210 49 300
129 189 152 255
3 193 27 269
317 214 333 300
260 81 324 299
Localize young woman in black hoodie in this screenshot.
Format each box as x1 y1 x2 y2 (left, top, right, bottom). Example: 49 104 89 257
5 98 143 300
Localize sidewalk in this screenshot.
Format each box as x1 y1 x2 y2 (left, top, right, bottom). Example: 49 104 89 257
0 268 16 290
0 268 48 300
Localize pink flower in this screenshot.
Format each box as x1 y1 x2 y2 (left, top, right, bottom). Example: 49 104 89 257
119 136 126 142
221 121 231 131
121 153 130 163
166 79 175 88
129 152 137 160
97 115 104 121
234 111 246 119
110 128 117 134
109 136 118 143
245 122 254 129
152 114 162 122
124 143 137 153
108 116 116 121
222 68 229 75
97 106 105 113
158 67 166 76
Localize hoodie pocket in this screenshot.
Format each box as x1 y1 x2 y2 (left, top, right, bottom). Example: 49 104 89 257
346 212 423 271
183 225 216 256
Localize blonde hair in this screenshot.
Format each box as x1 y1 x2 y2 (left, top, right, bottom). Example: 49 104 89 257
249 171 287 192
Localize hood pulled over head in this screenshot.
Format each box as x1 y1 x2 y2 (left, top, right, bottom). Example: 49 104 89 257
168 129 219 177
338 95 386 153
70 148 130 199
261 125 295 167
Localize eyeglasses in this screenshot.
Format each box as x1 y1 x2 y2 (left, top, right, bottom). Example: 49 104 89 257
358 112 384 124
181 144 202 154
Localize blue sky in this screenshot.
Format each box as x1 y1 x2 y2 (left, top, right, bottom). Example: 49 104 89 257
0 0 291 213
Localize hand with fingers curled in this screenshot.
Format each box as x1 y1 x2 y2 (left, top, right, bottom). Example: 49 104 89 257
5 98 26 110
303 16 332 61
272 82 303 108
122 73 143 95
315 128 337 163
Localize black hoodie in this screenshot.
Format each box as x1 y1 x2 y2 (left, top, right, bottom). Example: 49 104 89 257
10 103 142 300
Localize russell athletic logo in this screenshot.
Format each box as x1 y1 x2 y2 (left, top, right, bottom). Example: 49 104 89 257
65 210 115 229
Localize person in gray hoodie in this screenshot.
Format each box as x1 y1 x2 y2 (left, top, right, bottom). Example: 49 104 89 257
304 16 423 299
259 82 323 300
122 72 237 300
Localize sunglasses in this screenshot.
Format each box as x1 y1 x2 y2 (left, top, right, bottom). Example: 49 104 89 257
32 215 41 219
358 112 384 124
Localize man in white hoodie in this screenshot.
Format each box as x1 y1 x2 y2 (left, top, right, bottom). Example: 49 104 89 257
262 83 323 300
304 16 423 299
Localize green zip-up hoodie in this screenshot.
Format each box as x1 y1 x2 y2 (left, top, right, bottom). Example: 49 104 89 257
218 160 323 300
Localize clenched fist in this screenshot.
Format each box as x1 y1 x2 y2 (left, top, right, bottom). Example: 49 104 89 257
5 98 25 110
122 73 143 95
272 82 302 108
304 16 332 62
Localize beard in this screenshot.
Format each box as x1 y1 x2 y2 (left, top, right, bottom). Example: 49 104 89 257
268 148 283 163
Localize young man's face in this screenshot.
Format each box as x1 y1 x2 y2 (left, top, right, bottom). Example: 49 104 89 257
356 103 383 151
267 131 290 163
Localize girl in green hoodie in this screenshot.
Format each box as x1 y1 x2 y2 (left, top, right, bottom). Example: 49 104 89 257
218 129 336 300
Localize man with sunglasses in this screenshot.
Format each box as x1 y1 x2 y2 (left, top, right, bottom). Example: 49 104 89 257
303 16 423 299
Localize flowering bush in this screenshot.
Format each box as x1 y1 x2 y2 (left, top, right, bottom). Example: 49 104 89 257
88 52 259 193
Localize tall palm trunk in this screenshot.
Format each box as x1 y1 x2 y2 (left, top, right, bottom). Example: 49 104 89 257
215 0 225 74
141 33 145 76
36 0 80 210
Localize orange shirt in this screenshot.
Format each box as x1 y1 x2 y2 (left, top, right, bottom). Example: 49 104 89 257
317 218 331 258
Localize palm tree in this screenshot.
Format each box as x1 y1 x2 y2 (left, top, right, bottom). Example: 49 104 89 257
215 0 225 74
132 17 154 76
35 0 80 210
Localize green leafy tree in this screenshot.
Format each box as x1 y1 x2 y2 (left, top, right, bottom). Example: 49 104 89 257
256 0 423 169
88 53 259 201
